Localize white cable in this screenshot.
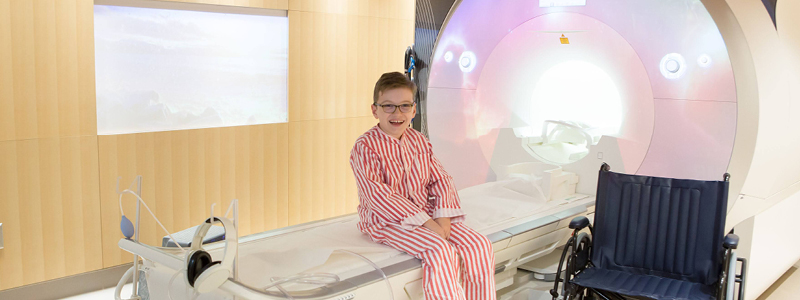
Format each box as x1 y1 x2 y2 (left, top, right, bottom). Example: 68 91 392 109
210 203 216 220
274 285 294 300
115 267 135 300
119 196 126 220
262 273 340 299
334 249 394 300
224 199 237 219
167 269 185 300
119 189 185 251
153 247 386 300
263 273 340 290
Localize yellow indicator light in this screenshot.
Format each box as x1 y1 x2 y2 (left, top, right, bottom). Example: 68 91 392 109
560 34 569 44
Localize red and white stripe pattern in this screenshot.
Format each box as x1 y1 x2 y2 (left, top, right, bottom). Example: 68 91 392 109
350 125 496 300
368 223 496 300
350 125 465 231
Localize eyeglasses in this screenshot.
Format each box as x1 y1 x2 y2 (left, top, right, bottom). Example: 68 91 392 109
374 103 415 113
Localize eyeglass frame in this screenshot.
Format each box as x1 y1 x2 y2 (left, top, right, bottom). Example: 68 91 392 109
373 102 416 113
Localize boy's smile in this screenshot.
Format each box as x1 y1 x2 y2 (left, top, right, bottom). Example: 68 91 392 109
372 88 416 139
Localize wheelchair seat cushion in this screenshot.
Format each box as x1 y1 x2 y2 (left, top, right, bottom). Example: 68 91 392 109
571 267 716 300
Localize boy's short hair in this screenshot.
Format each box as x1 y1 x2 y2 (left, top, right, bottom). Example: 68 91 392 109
373 72 417 104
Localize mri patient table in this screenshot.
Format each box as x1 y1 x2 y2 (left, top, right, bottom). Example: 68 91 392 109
119 182 594 300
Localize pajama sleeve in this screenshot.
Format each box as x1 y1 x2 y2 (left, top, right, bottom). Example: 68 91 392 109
426 143 466 223
351 142 431 230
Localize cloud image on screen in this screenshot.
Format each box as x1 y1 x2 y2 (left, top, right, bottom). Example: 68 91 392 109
94 5 288 135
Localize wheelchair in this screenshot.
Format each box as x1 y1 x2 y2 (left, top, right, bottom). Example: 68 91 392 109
551 163 747 300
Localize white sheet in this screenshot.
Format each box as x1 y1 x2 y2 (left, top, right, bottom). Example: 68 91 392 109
144 177 558 298
234 219 403 288
228 177 550 286
461 177 549 230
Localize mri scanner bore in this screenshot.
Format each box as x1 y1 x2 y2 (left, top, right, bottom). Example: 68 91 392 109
519 61 622 165
426 0 737 190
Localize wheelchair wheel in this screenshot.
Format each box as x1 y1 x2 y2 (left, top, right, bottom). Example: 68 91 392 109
563 233 592 299
564 290 583 300
569 233 592 274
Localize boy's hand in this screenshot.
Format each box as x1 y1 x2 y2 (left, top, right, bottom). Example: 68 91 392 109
435 218 451 240
423 219 447 240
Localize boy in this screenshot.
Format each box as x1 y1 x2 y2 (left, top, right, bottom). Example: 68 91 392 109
350 72 496 300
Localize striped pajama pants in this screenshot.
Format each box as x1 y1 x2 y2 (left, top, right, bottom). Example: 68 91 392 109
367 222 496 300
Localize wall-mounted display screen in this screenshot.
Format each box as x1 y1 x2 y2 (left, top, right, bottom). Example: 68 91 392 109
94 1 288 135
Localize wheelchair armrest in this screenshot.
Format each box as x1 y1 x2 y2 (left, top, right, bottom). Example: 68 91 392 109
569 216 590 230
723 234 739 249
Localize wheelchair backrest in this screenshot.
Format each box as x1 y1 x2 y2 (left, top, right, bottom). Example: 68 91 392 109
592 167 729 286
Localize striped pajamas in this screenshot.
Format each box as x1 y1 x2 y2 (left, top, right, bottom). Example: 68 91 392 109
350 125 496 300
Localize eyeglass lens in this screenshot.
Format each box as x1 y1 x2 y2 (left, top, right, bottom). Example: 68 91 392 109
381 104 413 113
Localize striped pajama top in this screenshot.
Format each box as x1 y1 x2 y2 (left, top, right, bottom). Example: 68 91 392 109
350 125 466 232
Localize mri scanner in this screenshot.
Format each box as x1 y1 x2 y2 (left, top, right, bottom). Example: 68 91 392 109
117 0 800 299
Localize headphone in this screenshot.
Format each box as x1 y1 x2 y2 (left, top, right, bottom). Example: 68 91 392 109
404 46 416 81
185 216 238 294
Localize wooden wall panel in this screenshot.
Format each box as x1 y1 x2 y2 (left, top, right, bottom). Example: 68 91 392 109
15 141 44 284
32 0 59 139
76 0 97 137
0 137 102 290
0 0 96 142
288 11 415 122
0 141 23 289
285 1 414 226
0 0 14 141
289 0 414 20
99 124 289 267
0 0 101 290
163 0 289 10
55 0 80 137
8 0 38 140
287 116 376 225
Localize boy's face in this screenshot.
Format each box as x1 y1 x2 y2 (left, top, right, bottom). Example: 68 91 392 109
372 87 416 139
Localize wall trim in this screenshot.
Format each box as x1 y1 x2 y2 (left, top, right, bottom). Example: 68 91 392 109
0 264 132 300
95 0 288 17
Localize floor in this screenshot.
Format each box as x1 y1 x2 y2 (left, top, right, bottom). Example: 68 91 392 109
61 284 131 300
60 268 800 300
756 267 800 300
